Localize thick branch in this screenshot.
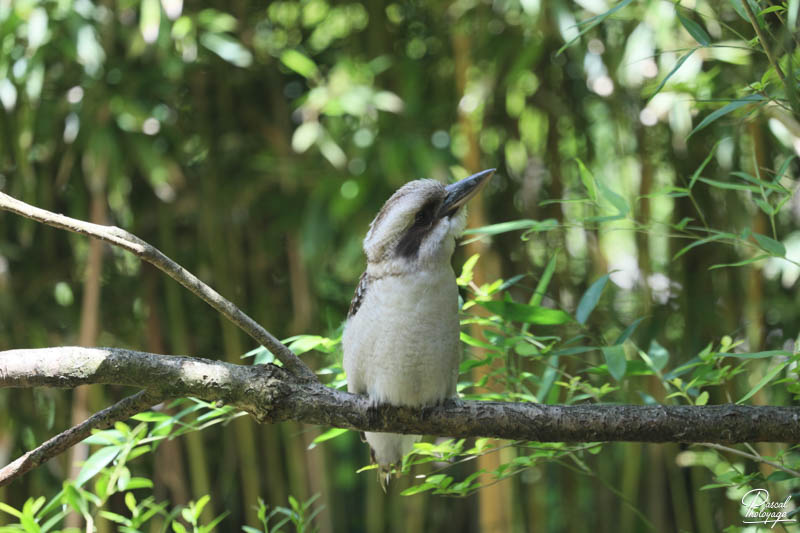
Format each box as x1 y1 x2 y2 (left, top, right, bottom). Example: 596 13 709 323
0 192 316 382
0 389 165 486
3 348 798 445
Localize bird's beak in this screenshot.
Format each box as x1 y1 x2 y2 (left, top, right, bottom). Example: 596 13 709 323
438 168 495 219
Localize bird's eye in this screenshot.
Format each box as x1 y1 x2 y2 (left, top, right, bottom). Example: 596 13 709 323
414 211 428 225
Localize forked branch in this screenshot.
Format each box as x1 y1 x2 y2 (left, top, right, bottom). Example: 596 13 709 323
0 192 316 382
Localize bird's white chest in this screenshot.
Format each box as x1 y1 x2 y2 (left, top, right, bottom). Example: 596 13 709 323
343 267 461 406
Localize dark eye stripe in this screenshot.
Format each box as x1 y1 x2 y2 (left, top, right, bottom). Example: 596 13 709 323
398 201 440 258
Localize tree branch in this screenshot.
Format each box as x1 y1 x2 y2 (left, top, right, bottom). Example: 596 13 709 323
0 192 317 382
2 348 798 451
0 389 165 486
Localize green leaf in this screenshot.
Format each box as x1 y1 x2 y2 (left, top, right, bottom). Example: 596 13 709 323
673 233 733 260
601 345 627 381
280 49 319 79
676 9 711 46
400 483 435 496
75 446 121 488
199 33 253 68
695 391 709 406
479 301 572 325
649 49 696 99
736 361 789 404
689 95 765 138
457 253 480 286
199 511 230 533
131 411 171 422
529 253 558 307
688 141 720 189
99 511 130 525
576 274 609 325
614 317 644 345
596 180 630 216
291 122 321 154
709 254 770 270
719 350 792 359
463 219 551 236
0 502 22 518
557 0 634 54
308 427 348 449
753 233 786 257
696 177 760 192
124 492 137 514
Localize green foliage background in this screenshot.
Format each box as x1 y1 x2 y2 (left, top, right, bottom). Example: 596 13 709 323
1 0 799 531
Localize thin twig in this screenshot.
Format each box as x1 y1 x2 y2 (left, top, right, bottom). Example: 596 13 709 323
0 389 166 486
742 0 787 85
0 192 317 382
700 442 800 478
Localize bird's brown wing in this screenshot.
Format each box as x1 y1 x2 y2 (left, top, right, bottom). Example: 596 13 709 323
347 271 370 318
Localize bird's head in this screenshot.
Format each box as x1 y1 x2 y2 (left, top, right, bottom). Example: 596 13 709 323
363 169 495 274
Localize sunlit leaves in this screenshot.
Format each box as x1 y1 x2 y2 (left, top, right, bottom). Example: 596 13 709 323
281 49 319 79
199 33 252 67
291 122 322 153
140 0 161 44
76 25 105 76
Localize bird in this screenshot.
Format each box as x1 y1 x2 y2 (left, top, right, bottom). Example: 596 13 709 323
342 168 495 490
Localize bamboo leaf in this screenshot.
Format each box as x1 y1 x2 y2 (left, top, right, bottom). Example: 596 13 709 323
557 0 634 54
649 49 697 100
709 254 770 269
673 233 733 260
280 49 319 79
697 177 760 192
736 361 788 404
601 345 627 381
676 10 711 46
576 274 610 325
530 253 558 307
689 141 720 189
614 317 645 345
689 95 765 138
753 233 786 257
479 301 572 325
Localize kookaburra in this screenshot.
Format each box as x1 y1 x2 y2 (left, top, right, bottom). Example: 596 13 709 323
343 168 495 489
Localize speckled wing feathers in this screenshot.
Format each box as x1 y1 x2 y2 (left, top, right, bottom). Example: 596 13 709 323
347 271 369 319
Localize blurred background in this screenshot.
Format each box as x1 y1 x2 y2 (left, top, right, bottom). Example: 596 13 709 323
1 0 799 531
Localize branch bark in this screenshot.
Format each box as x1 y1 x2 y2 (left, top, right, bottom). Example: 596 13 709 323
0 192 316 382
3 347 799 441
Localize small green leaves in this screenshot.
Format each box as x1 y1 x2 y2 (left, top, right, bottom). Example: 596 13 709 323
457 253 480 287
